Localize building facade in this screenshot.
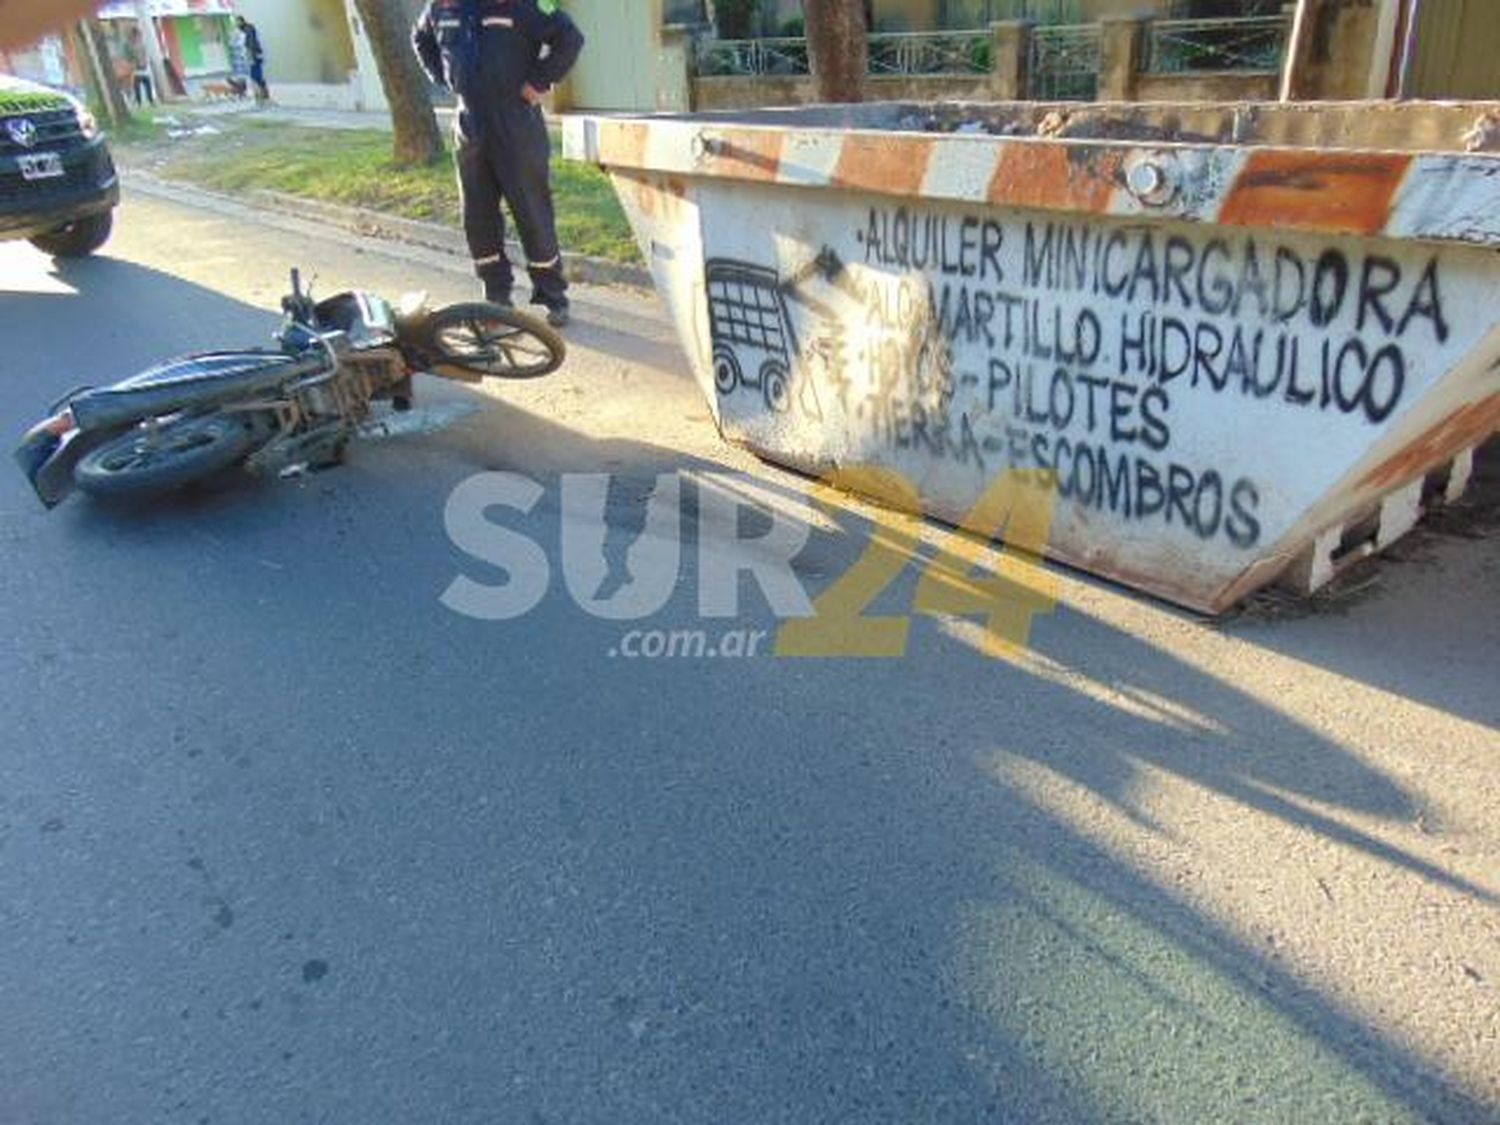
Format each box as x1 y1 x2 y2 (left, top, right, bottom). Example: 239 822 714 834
0 34 80 94
1402 0 1499 98
561 0 1500 112
8 0 1499 119
94 0 238 97
231 0 360 107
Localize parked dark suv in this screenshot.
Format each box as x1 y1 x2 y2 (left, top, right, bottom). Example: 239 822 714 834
1 74 118 258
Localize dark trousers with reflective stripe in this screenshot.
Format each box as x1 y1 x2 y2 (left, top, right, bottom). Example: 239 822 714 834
455 110 567 309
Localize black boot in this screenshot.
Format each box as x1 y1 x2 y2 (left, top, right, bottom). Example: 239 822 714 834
532 295 569 327
479 262 513 308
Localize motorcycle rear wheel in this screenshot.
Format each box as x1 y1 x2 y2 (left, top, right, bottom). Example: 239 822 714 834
419 303 565 380
74 413 258 497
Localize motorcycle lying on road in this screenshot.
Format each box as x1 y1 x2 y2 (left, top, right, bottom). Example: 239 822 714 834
17 270 565 507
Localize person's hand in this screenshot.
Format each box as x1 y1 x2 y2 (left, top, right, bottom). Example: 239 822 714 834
520 83 546 106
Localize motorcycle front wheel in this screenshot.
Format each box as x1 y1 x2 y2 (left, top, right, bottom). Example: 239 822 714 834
74 413 258 497
419 303 565 380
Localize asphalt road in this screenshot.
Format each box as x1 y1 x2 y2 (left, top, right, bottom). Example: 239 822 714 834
0 190 1496 1125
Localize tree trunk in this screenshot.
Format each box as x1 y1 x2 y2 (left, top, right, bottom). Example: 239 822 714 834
804 0 866 103
75 20 132 128
351 0 445 166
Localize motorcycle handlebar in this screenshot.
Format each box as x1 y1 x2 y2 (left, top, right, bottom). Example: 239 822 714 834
281 268 316 327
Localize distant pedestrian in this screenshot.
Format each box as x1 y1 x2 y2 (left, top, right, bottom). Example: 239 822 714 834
236 16 269 102
111 45 133 99
127 28 154 106
227 23 251 98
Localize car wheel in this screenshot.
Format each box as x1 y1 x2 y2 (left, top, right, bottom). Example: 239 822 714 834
29 210 113 259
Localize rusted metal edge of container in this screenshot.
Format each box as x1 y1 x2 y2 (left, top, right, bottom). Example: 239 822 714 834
565 101 1500 613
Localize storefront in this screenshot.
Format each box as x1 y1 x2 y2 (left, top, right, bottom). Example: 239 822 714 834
0 34 83 95
96 0 237 93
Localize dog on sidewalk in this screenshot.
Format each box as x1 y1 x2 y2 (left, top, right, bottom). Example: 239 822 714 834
199 75 249 101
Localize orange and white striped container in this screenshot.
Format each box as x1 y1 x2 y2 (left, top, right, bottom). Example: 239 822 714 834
564 101 1500 612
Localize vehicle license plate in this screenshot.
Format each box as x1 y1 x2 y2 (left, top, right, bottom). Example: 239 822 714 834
18 152 64 180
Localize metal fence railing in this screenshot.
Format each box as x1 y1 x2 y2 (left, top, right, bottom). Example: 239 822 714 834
1029 23 1100 101
695 37 810 78
867 31 992 76
692 14 1281 92
696 31 993 79
1144 15 1290 74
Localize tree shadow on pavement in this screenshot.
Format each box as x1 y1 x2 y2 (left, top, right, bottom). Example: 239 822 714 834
4 255 1493 1123
0 251 283 394
387 402 1497 1121
1221 436 1500 734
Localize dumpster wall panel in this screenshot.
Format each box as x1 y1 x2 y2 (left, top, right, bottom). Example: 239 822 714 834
568 104 1500 611
609 169 719 413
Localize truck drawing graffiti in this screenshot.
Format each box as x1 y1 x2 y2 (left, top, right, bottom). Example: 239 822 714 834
705 259 799 414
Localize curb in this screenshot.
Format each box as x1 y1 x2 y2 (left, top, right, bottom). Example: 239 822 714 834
119 167 654 294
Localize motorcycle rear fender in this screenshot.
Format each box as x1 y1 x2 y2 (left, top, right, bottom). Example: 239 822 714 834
15 411 123 508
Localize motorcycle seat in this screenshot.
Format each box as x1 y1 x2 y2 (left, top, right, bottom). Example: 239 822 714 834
69 350 329 432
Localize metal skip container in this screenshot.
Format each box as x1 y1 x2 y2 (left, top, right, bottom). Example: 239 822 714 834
564 102 1500 613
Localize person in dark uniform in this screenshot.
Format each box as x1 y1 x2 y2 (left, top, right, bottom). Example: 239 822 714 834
412 0 584 327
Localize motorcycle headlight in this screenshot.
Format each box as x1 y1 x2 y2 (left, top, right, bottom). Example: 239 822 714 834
68 96 100 140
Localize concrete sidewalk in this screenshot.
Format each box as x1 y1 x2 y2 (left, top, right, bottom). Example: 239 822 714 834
119 167 652 293
164 100 457 134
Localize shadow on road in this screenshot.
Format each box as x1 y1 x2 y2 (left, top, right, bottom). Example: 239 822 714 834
3 253 1492 1122
0 252 283 392
1224 437 1500 734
